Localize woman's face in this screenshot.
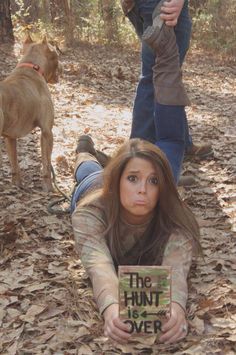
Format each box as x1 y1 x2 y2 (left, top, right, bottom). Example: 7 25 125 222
119 157 159 224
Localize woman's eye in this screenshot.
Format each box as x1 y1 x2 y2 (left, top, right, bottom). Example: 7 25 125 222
127 175 137 182
149 177 158 185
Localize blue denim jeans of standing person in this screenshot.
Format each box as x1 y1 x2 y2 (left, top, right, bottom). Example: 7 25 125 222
70 161 103 213
127 0 192 181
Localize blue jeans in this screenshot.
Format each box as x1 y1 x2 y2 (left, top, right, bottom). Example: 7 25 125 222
128 0 192 181
70 161 102 213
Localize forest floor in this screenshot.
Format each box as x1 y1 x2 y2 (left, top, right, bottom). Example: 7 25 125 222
0 40 235 355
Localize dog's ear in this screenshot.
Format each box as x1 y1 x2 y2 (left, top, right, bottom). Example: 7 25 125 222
24 33 33 45
22 33 34 54
42 36 48 45
41 36 53 52
42 36 59 55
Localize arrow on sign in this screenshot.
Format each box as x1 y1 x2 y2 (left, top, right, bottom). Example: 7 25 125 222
140 310 167 318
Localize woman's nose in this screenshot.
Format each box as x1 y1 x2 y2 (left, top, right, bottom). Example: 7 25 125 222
138 181 146 193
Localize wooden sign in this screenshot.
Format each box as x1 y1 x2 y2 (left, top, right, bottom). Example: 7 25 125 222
119 265 171 335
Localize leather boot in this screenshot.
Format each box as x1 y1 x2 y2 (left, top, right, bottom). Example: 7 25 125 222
185 143 214 160
75 135 97 156
96 150 111 167
75 135 110 168
152 0 165 29
142 4 190 106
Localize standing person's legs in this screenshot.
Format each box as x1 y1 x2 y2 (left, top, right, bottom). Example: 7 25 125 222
130 42 156 142
173 1 213 159
174 0 193 150
142 20 188 182
132 0 187 182
129 0 192 148
155 104 185 182
129 0 157 143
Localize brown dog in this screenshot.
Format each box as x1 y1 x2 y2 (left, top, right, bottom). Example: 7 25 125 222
0 34 59 191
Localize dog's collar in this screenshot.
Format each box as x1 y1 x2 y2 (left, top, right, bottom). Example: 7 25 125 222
16 62 44 77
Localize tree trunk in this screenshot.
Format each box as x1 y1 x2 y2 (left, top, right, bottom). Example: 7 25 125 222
50 0 58 23
41 0 50 22
0 0 14 43
101 0 117 42
23 0 40 23
61 0 75 46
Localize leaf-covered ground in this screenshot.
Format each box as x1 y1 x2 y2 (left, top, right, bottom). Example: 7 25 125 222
0 41 235 354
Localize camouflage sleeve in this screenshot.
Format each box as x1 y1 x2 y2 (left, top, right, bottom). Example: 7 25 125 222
162 232 193 311
72 207 119 314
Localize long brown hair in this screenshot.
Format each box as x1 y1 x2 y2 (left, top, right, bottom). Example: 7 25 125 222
78 138 201 265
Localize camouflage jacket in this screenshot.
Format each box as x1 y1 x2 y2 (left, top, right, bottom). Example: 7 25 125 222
72 204 193 314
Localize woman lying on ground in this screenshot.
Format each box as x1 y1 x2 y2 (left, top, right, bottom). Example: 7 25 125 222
71 135 201 344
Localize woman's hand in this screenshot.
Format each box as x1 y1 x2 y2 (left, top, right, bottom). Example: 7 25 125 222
103 303 132 344
160 0 185 27
159 302 188 343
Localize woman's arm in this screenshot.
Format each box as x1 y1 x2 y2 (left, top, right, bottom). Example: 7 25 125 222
160 231 193 342
72 207 131 342
162 231 193 310
72 207 119 313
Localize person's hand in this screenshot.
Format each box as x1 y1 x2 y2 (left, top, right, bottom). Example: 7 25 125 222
103 303 132 344
159 302 188 343
160 0 185 27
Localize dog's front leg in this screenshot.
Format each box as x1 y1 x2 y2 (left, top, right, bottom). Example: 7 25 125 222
5 137 22 187
41 129 53 192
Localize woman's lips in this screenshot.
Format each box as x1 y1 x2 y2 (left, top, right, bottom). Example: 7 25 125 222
134 200 147 205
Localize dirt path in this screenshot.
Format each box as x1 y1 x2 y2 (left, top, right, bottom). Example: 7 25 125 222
0 42 235 354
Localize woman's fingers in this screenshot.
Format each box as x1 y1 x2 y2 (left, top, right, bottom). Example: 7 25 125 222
161 312 175 332
104 318 131 343
103 304 132 343
113 318 131 333
159 302 188 343
160 322 188 343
